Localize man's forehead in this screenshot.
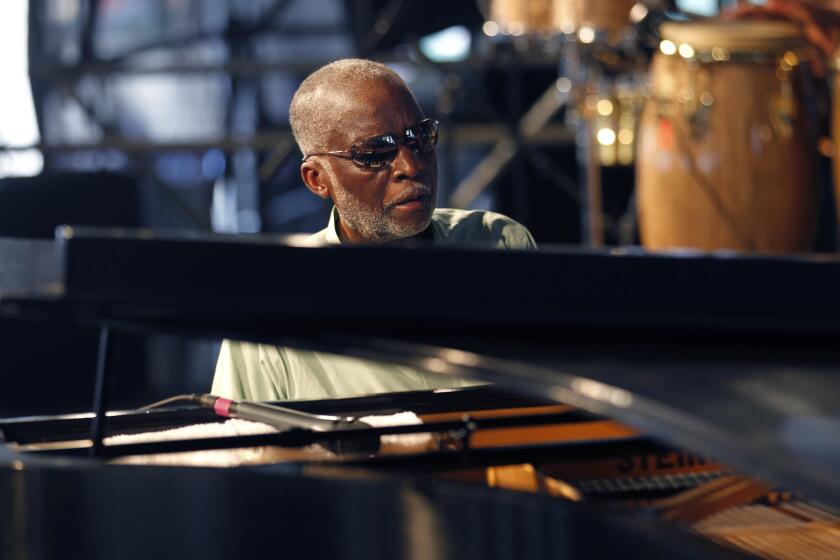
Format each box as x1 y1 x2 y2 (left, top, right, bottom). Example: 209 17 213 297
320 82 422 141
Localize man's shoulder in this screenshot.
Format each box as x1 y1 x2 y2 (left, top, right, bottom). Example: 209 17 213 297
431 208 536 250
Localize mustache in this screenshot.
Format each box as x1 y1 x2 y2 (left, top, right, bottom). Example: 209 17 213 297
388 183 433 207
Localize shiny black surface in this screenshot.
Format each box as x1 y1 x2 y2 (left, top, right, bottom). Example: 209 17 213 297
0 229 838 557
330 336 840 509
4 228 840 334
1 230 839 499
0 386 550 445
0 451 749 560
0 387 606 461
0 387 746 560
0 238 60 299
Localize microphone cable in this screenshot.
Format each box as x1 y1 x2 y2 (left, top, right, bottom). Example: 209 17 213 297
137 393 380 454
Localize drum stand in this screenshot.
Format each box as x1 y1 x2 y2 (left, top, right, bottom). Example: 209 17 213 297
563 41 608 248
579 116 605 247
561 33 648 248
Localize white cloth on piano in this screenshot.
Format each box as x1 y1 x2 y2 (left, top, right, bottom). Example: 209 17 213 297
108 411 430 467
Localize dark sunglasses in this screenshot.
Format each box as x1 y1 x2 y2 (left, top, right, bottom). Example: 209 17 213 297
302 118 439 169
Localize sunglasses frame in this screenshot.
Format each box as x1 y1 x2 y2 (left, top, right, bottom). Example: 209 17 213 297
302 118 439 169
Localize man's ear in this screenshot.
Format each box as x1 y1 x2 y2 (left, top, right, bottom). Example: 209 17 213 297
301 162 331 200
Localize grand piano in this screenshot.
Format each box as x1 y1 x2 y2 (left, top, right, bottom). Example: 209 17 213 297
0 226 838 559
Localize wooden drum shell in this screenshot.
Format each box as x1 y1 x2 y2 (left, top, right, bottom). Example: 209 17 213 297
552 0 638 34
490 0 554 34
636 51 817 253
489 0 636 35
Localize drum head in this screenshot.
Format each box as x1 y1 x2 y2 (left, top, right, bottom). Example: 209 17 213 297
659 21 804 54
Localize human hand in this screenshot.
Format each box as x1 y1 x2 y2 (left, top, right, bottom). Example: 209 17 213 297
727 0 839 75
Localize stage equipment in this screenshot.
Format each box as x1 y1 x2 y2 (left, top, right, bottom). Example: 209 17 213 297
831 51 840 243
488 0 641 38
482 0 653 246
559 31 649 246
636 21 817 252
348 0 484 54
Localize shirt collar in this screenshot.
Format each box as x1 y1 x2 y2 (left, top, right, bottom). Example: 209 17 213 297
324 207 342 245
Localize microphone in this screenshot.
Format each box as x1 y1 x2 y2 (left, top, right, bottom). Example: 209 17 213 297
195 394 380 454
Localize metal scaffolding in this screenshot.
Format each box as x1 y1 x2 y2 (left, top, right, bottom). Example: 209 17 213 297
20 0 595 241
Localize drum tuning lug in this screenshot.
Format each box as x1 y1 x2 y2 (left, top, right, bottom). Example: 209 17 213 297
769 89 797 139
655 97 674 119
688 103 712 138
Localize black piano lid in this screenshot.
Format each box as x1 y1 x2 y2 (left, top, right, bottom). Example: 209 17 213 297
39 225 840 332
2 226 840 506
0 238 61 300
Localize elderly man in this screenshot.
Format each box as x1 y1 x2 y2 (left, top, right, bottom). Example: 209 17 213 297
212 59 535 402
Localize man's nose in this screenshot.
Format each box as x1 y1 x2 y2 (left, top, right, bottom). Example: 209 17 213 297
391 144 426 181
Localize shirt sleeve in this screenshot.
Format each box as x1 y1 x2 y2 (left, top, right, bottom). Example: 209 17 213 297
212 340 290 401
502 221 538 250
211 339 247 399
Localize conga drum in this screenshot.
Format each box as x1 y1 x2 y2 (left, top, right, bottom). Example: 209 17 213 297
636 21 817 252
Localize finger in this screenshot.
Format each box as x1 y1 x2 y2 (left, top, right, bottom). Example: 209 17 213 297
725 1 837 57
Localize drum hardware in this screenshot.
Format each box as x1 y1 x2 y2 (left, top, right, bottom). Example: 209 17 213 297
770 54 801 139
647 80 752 250
573 83 646 167
646 87 756 251
485 0 644 40
560 39 649 245
684 102 710 138
655 35 805 139
482 0 662 246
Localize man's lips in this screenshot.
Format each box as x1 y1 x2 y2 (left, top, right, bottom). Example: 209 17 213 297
389 189 431 210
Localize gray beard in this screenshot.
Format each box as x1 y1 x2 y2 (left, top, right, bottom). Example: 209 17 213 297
332 186 433 243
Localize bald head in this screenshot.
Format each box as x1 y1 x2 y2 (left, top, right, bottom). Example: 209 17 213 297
289 59 413 156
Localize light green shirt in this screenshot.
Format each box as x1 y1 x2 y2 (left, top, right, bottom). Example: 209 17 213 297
212 208 536 401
